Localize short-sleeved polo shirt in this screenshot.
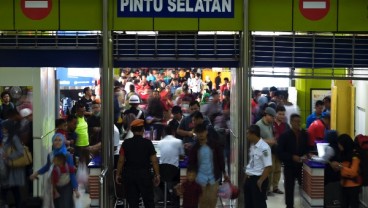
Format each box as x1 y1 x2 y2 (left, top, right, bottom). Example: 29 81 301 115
245 138 272 176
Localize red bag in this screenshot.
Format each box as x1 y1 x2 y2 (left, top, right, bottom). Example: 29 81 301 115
229 182 239 199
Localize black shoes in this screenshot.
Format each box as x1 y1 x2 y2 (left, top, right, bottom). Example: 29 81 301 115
273 189 284 194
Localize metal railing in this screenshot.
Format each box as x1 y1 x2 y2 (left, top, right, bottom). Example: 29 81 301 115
113 32 241 60
39 128 56 140
251 33 368 80
0 31 102 49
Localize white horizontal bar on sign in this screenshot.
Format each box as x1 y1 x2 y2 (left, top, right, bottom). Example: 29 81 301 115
25 1 48 8
303 1 326 9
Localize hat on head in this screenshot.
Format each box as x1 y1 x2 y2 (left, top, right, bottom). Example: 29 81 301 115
130 119 144 127
20 108 32 118
264 107 276 117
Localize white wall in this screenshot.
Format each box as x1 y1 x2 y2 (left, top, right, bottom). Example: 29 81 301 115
0 67 55 195
353 79 368 135
353 78 368 207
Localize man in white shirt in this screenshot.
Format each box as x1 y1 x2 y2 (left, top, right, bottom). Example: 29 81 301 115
244 125 272 208
157 125 185 205
191 73 203 95
158 125 185 168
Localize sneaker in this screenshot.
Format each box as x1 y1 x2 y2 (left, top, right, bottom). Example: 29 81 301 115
273 189 284 194
267 191 274 196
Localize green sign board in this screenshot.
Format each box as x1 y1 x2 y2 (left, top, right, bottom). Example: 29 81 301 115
338 0 368 31
60 0 103 30
249 0 293 31
0 1 15 30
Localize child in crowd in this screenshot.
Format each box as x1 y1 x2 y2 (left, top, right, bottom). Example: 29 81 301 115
175 168 202 208
52 153 80 199
55 118 68 138
55 118 74 152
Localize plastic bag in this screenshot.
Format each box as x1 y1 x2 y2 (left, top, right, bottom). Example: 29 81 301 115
77 162 88 185
218 182 231 199
218 181 240 199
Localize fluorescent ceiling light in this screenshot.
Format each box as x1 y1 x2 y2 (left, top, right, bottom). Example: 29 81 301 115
125 31 157 35
198 31 238 35
252 31 294 36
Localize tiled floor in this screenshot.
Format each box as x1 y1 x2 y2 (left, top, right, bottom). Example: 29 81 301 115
266 183 302 208
76 180 303 208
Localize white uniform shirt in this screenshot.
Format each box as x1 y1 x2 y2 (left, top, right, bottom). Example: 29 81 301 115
245 138 272 176
113 125 121 155
158 135 185 167
191 79 203 93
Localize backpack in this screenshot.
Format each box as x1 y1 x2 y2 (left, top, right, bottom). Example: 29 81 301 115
354 134 368 186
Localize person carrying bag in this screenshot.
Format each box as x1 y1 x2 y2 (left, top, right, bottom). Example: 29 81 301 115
1 119 26 208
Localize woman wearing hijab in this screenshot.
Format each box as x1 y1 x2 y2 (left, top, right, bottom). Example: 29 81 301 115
30 133 79 208
1 120 25 208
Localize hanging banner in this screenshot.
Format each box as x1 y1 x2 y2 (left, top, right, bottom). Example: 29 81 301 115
117 0 234 18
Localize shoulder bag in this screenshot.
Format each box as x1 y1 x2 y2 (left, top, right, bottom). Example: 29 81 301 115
6 145 33 168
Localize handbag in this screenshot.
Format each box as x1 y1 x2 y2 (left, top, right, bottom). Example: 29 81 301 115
6 145 33 168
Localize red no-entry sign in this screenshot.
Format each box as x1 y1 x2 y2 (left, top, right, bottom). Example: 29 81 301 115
299 0 330 21
21 0 52 20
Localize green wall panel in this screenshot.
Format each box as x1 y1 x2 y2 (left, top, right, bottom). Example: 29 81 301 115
249 0 292 31
60 0 102 30
199 0 243 31
154 18 198 31
294 68 347 128
112 0 153 30
338 0 368 31
0 0 14 30
296 77 331 128
15 0 59 30
293 0 337 31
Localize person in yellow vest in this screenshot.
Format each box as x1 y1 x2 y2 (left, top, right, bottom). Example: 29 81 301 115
74 102 90 165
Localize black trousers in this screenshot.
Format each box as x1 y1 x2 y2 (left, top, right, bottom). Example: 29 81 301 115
123 169 155 208
341 186 361 208
244 176 268 208
284 166 302 208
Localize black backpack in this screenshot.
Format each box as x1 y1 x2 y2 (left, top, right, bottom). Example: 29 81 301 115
354 134 368 186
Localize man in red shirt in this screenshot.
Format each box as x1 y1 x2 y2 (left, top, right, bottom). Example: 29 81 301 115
220 77 230 94
272 105 290 194
307 113 330 148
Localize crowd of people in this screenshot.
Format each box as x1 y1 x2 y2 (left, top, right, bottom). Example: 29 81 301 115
0 69 365 208
248 86 364 208
0 68 232 208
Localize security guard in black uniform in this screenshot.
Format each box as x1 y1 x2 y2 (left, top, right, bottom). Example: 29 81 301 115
243 125 272 208
116 119 160 208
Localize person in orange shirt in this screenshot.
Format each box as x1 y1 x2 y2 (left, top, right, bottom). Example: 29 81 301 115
330 134 362 208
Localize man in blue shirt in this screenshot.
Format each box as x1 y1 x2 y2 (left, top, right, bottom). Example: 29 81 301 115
306 100 324 128
188 123 228 208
